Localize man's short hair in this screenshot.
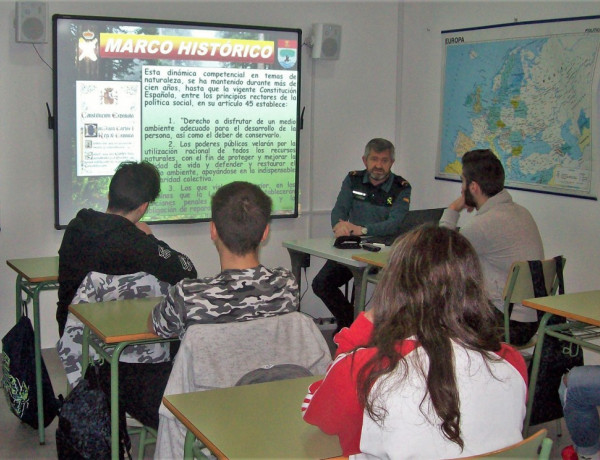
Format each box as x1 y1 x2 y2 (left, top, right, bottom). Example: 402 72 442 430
363 138 395 161
461 149 505 197
108 161 161 212
211 181 272 256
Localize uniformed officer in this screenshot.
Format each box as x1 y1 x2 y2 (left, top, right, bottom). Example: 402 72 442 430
312 138 411 331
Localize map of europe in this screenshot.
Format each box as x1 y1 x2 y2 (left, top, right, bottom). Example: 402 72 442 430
438 20 600 199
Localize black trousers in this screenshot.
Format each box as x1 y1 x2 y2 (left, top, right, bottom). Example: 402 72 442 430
493 307 538 347
312 260 355 329
97 360 173 430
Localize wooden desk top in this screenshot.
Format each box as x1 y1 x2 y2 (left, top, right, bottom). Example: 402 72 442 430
69 297 162 343
523 290 600 327
352 250 390 268
163 376 342 459
6 256 59 282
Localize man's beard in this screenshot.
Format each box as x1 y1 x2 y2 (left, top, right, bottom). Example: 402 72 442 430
368 169 390 182
464 185 477 208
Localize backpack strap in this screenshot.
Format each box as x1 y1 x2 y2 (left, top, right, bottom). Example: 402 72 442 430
528 260 548 298
529 257 565 323
554 255 565 295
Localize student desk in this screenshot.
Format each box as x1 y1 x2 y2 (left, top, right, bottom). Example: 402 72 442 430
283 237 379 318
352 250 389 269
162 375 342 460
351 250 390 310
522 290 600 434
6 256 59 444
69 297 172 460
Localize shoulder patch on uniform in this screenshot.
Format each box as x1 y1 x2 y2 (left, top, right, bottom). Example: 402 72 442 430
403 197 410 203
393 175 410 188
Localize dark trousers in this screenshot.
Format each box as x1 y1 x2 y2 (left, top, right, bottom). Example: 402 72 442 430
493 307 538 347
312 260 355 329
97 360 173 429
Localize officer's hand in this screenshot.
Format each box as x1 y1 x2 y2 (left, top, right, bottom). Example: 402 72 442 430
333 220 352 237
345 222 363 236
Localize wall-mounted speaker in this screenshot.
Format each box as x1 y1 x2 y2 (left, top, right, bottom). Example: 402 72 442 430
311 23 341 60
15 2 47 44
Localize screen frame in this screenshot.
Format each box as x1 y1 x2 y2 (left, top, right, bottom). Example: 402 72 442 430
53 13 302 229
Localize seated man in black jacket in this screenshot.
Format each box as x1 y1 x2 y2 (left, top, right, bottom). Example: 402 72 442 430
57 160 197 336
57 161 197 430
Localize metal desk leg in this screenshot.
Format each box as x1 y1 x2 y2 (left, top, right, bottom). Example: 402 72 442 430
81 326 91 375
286 249 305 310
348 266 367 319
15 274 46 445
32 283 45 444
523 312 552 436
111 342 129 460
15 274 23 323
184 430 195 460
357 266 371 317
82 326 125 460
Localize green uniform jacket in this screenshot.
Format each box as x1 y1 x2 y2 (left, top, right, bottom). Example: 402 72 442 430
330 170 411 237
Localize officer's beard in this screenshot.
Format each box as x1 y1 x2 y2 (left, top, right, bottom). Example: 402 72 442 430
367 169 390 183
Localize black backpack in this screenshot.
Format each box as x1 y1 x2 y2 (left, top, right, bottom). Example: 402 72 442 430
56 364 131 459
1 313 61 429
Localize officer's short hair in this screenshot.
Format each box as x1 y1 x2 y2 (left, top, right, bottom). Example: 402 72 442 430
107 161 161 212
211 181 272 256
462 149 505 197
363 138 395 161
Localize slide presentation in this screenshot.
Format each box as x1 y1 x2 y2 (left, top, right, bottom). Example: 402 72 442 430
54 15 301 228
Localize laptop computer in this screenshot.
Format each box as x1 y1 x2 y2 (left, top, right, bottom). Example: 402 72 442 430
365 207 445 246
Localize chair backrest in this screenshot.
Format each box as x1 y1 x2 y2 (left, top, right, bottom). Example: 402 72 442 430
457 428 551 459
161 311 332 397
502 257 566 343
235 364 313 386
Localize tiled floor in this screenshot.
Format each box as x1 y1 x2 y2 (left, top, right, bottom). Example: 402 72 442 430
1 334 574 459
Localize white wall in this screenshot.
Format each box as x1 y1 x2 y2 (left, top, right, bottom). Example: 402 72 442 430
3 1 599 351
399 1 600 295
0 1 401 348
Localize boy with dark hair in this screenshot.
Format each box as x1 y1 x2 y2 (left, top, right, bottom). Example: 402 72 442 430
461 148 505 198
57 160 196 336
149 181 298 338
152 182 328 459
107 160 161 212
211 181 272 256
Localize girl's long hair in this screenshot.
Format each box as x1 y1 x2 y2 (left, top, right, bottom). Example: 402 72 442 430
357 225 501 450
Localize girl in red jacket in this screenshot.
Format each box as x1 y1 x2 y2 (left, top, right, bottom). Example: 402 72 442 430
302 225 527 458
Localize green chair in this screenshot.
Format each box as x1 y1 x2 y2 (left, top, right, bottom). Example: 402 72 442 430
458 428 552 459
331 429 552 460
501 258 566 438
501 257 566 352
127 425 157 460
